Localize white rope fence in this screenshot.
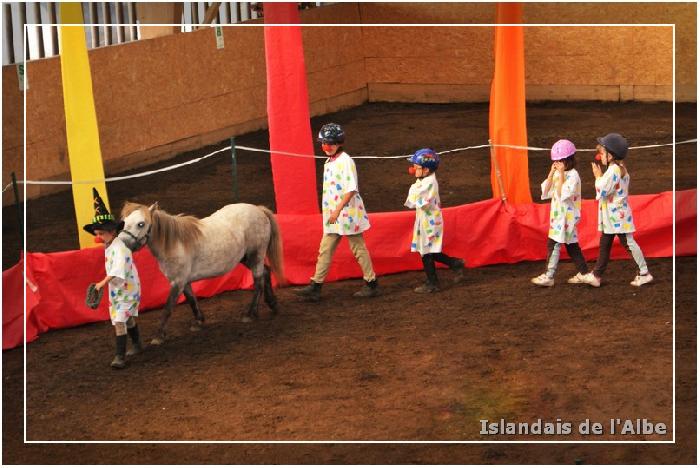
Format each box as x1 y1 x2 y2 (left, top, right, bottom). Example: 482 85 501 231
3 138 696 192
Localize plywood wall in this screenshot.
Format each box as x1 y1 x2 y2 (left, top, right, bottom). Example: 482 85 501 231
360 2 688 103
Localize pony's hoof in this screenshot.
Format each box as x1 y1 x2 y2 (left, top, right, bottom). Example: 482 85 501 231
190 322 203 332
150 337 165 346
239 315 253 323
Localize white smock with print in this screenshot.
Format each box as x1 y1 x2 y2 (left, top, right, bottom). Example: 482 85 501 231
405 173 444 255
321 152 371 235
105 237 141 324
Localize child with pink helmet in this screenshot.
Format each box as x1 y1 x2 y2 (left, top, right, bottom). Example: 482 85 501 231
531 139 589 287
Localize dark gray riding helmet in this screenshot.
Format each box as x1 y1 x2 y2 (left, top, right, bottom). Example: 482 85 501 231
596 133 629 160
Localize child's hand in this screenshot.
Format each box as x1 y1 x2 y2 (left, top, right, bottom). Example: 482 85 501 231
328 209 340 224
549 163 557 175
591 162 602 179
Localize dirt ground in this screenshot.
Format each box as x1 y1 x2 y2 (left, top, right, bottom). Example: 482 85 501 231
2 101 696 463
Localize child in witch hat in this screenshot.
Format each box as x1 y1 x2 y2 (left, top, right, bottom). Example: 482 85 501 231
84 188 142 369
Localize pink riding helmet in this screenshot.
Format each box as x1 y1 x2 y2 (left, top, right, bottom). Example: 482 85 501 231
550 139 576 161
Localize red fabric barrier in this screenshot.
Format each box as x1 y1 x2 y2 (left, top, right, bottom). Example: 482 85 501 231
2 190 695 350
263 3 319 215
2 254 41 348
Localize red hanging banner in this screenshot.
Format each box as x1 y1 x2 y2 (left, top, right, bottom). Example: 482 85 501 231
489 3 532 204
263 3 319 214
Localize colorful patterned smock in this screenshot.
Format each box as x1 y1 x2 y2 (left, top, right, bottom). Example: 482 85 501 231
322 152 371 235
595 164 635 234
405 173 443 255
105 237 141 324
540 168 582 244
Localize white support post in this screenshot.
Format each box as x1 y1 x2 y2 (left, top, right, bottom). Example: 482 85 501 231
197 2 206 24
26 2 42 60
183 2 193 32
110 3 119 44
218 2 228 24
100 2 109 46
86 2 97 48
39 2 55 57
115 2 124 44
230 2 239 23
127 3 137 41
240 2 250 21
2 4 13 64
9 3 24 65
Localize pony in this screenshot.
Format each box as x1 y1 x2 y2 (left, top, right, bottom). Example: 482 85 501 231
118 202 285 345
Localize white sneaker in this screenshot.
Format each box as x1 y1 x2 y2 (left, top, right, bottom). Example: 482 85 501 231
531 274 554 287
580 272 601 288
567 272 588 284
631 273 653 287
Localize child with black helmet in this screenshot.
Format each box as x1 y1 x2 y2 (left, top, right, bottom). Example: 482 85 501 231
84 188 143 369
579 133 653 287
294 123 379 301
405 148 465 293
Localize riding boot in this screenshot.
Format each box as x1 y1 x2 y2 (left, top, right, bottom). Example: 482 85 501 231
415 254 440 293
353 279 379 298
126 325 143 357
111 335 127 369
294 281 322 302
449 258 466 284
433 253 466 283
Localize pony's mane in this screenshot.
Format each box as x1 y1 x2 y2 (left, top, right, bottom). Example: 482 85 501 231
121 202 203 257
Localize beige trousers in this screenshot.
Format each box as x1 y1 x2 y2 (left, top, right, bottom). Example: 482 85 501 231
311 233 376 283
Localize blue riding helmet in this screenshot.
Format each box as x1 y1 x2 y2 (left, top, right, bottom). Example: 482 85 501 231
317 123 345 144
407 148 440 171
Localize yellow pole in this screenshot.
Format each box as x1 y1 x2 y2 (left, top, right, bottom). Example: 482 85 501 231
59 3 109 248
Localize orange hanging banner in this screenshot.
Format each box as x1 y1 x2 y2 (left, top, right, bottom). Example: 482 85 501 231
489 3 532 204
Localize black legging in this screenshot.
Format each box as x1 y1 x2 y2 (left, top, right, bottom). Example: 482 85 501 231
421 252 461 285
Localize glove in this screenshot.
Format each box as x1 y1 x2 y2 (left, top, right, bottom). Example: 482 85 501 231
85 283 104 310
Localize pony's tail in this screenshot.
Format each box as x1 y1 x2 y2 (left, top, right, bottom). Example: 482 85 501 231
259 206 286 286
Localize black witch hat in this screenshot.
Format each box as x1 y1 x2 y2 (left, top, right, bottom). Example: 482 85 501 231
82 188 124 235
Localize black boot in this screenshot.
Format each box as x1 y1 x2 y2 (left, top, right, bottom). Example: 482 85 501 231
126 325 143 357
416 254 439 293
353 279 379 298
111 335 127 369
450 258 466 284
294 281 322 302
433 253 465 284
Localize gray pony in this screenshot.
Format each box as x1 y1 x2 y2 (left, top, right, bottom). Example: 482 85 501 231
119 202 285 345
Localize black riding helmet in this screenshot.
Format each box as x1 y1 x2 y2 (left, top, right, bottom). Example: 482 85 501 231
597 133 629 160
317 123 345 145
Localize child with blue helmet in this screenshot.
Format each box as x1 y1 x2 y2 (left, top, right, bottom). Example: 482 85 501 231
405 148 465 293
